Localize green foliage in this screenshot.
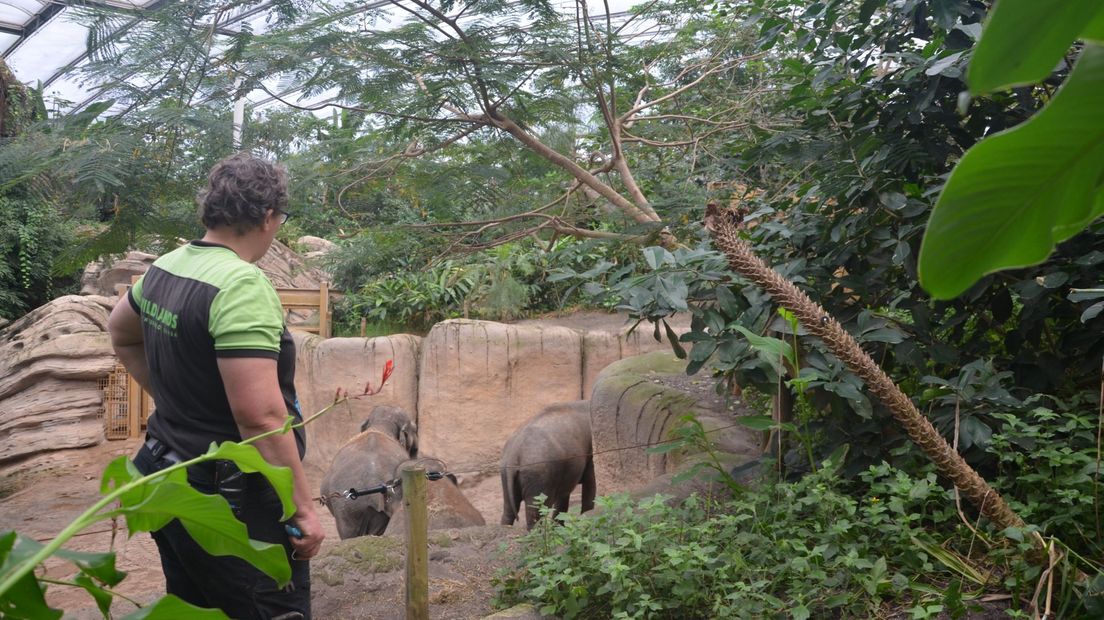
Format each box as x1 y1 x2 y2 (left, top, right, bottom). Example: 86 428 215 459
987 402 1104 557
338 236 641 332
0 422 306 618
921 45 1104 299
0 196 80 319
348 260 473 332
495 463 999 619
920 2 1104 298
579 0 1104 483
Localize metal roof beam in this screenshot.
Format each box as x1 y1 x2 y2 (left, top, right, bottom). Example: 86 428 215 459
2 0 65 58
43 0 271 91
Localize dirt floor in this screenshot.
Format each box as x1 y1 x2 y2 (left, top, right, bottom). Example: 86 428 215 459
0 311 696 619
0 436 536 619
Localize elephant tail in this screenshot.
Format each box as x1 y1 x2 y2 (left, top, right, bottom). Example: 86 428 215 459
500 464 522 526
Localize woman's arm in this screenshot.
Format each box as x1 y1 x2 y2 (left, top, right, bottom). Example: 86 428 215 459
217 356 325 559
107 299 152 391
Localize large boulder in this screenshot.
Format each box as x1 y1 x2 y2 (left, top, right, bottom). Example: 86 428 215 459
80 239 330 296
0 295 118 476
417 320 583 481
295 235 336 261
257 238 331 288
581 315 691 396
292 332 421 475
79 251 157 297
589 351 760 496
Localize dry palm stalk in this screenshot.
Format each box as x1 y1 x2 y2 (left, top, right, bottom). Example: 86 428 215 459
703 202 1025 532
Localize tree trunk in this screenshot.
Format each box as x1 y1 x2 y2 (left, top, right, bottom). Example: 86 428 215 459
704 203 1025 532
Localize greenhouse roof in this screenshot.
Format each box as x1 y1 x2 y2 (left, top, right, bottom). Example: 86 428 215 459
3 0 653 115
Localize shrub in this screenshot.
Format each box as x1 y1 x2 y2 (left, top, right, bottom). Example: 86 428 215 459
495 463 992 619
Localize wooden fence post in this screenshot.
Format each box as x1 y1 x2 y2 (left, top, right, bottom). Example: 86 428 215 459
319 281 331 338
402 467 429 620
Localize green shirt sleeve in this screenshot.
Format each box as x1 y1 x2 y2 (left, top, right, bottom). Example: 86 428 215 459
208 268 283 356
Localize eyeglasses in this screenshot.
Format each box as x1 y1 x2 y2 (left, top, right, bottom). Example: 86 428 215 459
273 209 291 224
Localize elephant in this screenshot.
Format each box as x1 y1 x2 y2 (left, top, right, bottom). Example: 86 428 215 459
359 404 418 456
319 405 418 539
500 400 596 530
385 457 486 536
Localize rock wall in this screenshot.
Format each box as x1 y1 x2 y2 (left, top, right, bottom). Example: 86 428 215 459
417 320 585 480
293 333 421 475
79 251 157 297
589 351 760 496
0 295 117 474
0 300 688 485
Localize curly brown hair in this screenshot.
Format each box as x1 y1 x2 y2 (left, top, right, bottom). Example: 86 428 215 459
197 153 289 234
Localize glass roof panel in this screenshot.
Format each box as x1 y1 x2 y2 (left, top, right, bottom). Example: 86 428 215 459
4 0 651 116
0 33 17 53
7 8 88 84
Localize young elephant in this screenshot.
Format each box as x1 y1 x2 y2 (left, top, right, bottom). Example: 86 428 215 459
500 401 596 530
320 405 418 539
386 457 486 535
359 404 418 457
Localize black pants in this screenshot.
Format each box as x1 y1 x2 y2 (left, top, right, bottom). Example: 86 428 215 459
133 442 311 620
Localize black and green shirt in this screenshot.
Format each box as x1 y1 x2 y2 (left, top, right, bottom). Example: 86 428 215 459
128 240 305 459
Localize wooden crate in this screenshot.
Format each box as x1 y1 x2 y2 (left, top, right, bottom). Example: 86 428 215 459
100 363 131 439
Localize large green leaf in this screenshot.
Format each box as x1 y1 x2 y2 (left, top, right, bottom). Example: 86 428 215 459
0 532 62 619
204 441 296 521
110 481 291 585
119 594 230 619
1086 9 1104 41
919 44 1104 300
730 324 796 374
968 0 1104 94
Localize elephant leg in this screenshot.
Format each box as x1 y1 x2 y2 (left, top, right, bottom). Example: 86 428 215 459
554 493 569 517
580 457 596 514
523 498 541 531
500 468 520 526
366 511 390 536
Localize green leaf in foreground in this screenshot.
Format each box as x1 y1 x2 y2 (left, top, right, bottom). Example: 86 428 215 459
203 440 296 521
730 324 795 374
97 439 299 586
968 0 1104 94
919 44 1104 300
118 593 230 619
122 480 291 585
0 532 62 619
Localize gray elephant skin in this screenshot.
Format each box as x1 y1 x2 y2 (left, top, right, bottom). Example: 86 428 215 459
320 405 418 539
386 457 486 535
500 400 596 529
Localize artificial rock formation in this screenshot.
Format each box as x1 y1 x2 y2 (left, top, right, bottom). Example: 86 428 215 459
294 235 336 261
416 320 584 480
80 239 329 297
79 251 157 297
292 333 421 475
0 295 117 476
589 351 759 496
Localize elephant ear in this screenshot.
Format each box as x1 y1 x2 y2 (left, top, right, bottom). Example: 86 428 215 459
401 422 419 458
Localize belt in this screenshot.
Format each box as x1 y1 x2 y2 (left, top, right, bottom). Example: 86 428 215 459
144 437 186 465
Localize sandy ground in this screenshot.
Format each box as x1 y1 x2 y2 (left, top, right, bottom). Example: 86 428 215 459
0 436 534 619
0 312 678 618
